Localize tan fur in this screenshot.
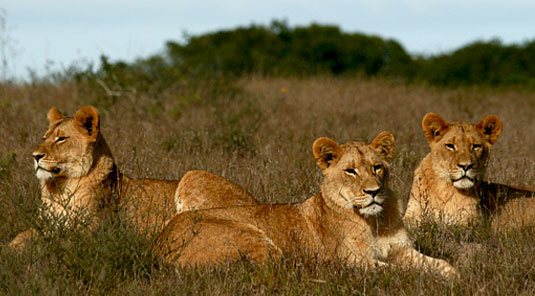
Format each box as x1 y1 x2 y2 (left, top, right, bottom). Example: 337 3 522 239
175 170 258 213
404 112 535 228
156 133 456 279
9 106 179 251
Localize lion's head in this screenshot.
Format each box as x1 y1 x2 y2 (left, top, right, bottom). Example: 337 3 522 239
313 132 395 217
422 112 502 189
33 106 102 182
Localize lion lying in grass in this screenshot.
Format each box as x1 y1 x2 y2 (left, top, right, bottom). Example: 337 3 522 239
9 106 181 250
404 112 535 229
156 132 456 278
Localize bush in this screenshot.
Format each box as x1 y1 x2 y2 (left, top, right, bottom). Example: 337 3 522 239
165 21 415 78
418 40 535 87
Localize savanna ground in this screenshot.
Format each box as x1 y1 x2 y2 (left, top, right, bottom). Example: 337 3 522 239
1 76 535 295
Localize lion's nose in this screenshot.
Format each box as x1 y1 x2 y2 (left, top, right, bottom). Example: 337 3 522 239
363 188 381 197
33 152 45 162
457 163 473 171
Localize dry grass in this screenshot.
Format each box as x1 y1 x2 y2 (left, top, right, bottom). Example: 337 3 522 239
1 76 534 295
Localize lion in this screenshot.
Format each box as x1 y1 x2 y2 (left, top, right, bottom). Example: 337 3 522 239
403 112 535 228
9 106 183 251
156 132 456 279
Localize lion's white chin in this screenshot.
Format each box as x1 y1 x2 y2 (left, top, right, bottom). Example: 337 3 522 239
453 178 474 189
36 168 54 181
359 204 383 217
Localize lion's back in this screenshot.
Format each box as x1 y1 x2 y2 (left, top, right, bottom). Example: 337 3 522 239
175 170 257 213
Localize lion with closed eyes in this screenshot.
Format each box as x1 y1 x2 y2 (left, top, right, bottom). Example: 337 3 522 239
9 106 181 250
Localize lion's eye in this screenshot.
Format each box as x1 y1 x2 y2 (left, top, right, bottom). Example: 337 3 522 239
373 164 382 172
55 136 68 143
445 144 455 151
472 144 482 151
344 169 357 176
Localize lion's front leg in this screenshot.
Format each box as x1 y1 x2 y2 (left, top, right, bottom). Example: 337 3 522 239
339 243 389 270
343 255 388 271
8 229 39 252
388 244 457 280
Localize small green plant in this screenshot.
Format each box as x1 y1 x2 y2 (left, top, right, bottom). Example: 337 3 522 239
0 151 16 179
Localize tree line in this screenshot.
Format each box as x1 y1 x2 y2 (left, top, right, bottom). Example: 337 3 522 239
75 21 535 88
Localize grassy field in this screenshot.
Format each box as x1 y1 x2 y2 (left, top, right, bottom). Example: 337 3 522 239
1 76 534 295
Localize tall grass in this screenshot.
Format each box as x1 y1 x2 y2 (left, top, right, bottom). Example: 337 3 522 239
1 76 534 294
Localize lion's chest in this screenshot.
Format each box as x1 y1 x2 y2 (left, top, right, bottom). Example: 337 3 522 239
413 167 482 225
333 220 383 260
438 190 481 224
41 181 100 221
41 196 69 218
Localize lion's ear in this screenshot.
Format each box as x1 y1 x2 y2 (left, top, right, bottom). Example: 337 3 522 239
370 131 395 161
74 106 100 141
47 107 65 124
475 115 502 144
313 137 342 170
422 112 448 143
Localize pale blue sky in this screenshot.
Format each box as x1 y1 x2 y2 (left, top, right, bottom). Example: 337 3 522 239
1 0 535 79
